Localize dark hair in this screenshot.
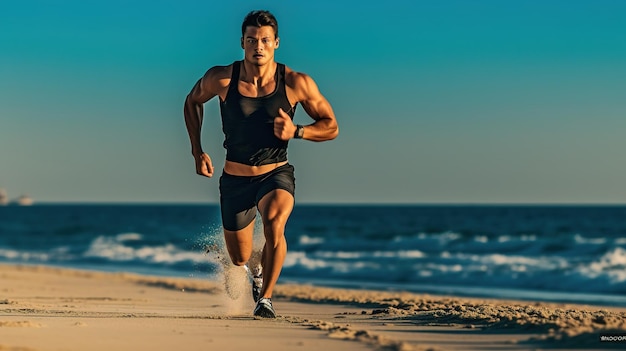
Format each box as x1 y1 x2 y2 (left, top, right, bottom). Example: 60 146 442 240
241 10 278 38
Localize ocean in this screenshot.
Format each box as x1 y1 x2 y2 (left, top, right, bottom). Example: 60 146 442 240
1 204 626 307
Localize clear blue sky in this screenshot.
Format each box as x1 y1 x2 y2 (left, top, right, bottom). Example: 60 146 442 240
1 0 626 204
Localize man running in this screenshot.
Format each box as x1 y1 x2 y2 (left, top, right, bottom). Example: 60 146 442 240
183 10 338 318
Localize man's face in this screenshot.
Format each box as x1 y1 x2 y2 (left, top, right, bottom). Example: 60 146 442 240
241 25 279 66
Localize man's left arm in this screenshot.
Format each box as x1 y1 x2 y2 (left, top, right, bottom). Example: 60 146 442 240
296 73 339 141
275 72 339 142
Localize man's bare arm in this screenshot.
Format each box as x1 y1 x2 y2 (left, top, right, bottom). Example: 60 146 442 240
291 73 339 142
183 66 229 177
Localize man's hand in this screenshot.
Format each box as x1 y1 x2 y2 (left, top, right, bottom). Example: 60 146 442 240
194 153 214 178
273 108 297 141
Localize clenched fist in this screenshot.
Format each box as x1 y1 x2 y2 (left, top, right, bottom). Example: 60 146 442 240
273 108 296 141
194 152 214 178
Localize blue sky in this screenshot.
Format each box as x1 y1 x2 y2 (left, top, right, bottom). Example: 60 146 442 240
1 0 626 204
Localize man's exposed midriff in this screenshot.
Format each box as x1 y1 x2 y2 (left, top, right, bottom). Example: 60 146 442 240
224 160 289 176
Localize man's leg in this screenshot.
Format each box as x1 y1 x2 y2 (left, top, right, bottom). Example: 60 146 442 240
223 220 255 267
256 189 294 299
220 220 255 300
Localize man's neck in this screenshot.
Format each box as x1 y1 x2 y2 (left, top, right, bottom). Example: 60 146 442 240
241 60 277 85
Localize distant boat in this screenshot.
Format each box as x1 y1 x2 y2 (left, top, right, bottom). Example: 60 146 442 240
12 194 34 206
0 189 34 206
0 188 7 205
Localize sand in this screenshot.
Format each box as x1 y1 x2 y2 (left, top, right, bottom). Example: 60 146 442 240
1 264 625 351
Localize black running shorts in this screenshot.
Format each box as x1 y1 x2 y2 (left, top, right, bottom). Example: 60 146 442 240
219 163 295 231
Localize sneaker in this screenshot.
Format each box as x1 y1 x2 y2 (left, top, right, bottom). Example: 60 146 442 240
251 273 263 302
253 297 276 318
248 264 263 303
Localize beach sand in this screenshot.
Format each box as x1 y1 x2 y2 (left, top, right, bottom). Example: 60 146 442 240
1 264 625 351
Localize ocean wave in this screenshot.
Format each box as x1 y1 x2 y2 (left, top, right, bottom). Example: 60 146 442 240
0 248 50 262
298 235 325 245
574 234 607 245
84 235 207 265
115 232 143 241
310 250 426 259
291 231 621 260
576 247 626 284
281 246 626 294
3 204 626 302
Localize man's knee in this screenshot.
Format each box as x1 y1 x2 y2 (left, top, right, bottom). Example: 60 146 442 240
261 216 288 247
231 259 248 266
223 224 255 266
260 193 292 224
228 252 249 266
262 210 288 231
258 189 293 244
225 238 252 265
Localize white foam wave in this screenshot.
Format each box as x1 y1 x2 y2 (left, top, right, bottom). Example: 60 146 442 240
577 248 626 283
298 235 325 245
314 251 362 259
115 233 143 241
474 235 489 243
84 235 206 264
283 248 622 292
445 252 569 272
497 235 537 242
375 250 425 258
309 250 426 260
0 248 50 261
574 234 607 245
414 231 462 242
283 251 329 269
284 251 380 273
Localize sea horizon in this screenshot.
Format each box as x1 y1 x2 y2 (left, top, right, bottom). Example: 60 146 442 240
6 201 626 207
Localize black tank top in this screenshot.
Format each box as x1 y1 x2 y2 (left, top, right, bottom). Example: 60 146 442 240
220 61 296 166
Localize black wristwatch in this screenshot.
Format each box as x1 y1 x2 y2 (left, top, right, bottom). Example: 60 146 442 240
294 125 304 139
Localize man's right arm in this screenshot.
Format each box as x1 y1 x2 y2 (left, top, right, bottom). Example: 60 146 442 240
183 65 230 178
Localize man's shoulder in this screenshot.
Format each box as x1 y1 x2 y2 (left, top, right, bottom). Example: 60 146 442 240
205 62 236 81
283 66 324 102
283 65 315 89
200 62 238 91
